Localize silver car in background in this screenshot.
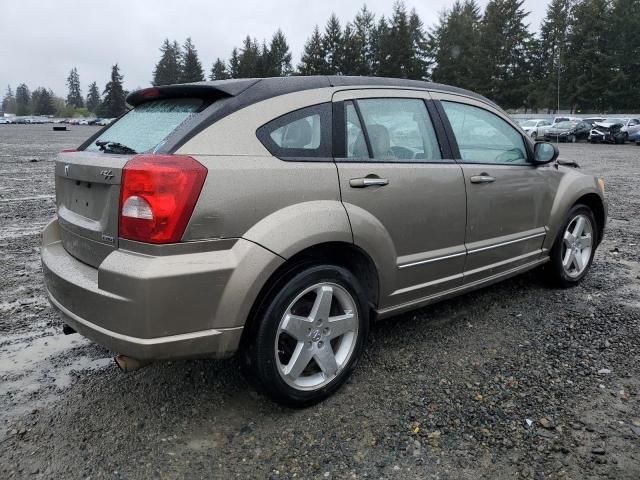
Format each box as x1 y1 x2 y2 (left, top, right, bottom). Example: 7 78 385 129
519 119 552 140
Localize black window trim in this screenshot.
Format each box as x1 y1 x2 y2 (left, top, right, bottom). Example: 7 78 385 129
256 102 333 162
436 99 537 166
332 96 454 164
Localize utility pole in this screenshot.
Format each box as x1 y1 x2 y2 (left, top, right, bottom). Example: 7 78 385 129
557 48 561 114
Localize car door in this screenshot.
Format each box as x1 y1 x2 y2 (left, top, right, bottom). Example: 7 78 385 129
432 94 555 284
576 121 590 139
332 90 467 309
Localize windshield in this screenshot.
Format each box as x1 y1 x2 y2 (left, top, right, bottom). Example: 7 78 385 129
602 118 624 124
521 120 537 127
86 98 204 153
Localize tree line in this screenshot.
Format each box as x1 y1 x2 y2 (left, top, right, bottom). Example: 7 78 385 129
2 64 128 118
153 0 640 113
3 0 639 116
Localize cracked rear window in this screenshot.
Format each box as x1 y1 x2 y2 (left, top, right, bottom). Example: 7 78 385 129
86 98 203 153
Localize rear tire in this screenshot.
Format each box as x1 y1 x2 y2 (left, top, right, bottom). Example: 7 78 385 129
546 204 598 288
241 264 370 407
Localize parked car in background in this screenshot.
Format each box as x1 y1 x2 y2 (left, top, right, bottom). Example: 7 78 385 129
620 118 640 139
544 120 591 142
0 118 11 124
589 119 627 144
41 76 607 406
552 116 580 125
519 119 552 140
582 117 605 127
96 118 115 126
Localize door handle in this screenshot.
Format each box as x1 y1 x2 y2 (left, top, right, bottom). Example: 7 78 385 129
470 174 496 184
349 177 389 188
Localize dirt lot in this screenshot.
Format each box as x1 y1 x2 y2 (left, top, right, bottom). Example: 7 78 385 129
0 124 638 479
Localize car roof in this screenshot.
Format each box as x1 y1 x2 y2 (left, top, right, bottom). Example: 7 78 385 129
127 76 496 109
124 76 503 154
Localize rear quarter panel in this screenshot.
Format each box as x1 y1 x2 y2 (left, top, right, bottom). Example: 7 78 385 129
176 87 350 250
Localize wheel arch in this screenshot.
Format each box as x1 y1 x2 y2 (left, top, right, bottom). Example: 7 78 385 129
544 178 606 251
573 192 606 246
239 241 380 351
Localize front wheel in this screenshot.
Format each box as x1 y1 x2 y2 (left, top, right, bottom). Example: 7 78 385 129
243 265 370 407
546 204 598 288
569 134 576 143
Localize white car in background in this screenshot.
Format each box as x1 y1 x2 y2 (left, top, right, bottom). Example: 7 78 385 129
619 118 640 138
520 119 553 140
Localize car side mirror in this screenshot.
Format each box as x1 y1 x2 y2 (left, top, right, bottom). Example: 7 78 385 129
533 142 558 164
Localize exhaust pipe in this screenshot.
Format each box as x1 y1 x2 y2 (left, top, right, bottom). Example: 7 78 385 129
114 354 152 372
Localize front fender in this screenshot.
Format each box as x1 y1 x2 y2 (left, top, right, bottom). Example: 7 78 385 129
544 170 605 250
242 200 353 259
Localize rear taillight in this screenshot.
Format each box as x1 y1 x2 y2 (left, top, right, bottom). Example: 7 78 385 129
119 154 207 244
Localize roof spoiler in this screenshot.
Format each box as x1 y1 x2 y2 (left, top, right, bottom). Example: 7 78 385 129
126 79 260 106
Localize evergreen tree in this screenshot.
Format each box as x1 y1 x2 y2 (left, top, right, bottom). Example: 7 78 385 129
376 2 427 79
430 1 483 90
237 36 261 77
86 82 101 113
16 84 31 116
476 0 535 109
607 0 640 111
322 13 344 74
266 29 293 76
229 48 241 78
341 5 377 76
66 67 84 108
407 8 431 79
31 88 43 114
32 88 56 115
565 0 612 112
535 0 572 112
179 38 205 83
2 86 17 114
372 16 391 76
99 64 127 117
298 26 328 75
341 23 360 75
256 41 270 77
354 5 377 75
153 39 182 85
210 58 230 80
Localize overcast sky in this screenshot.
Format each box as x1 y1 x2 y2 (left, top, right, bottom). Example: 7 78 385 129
1 0 549 97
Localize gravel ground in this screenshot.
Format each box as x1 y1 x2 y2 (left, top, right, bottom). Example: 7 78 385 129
0 124 638 479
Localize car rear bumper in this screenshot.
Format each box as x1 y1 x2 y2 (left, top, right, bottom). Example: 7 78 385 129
41 218 283 360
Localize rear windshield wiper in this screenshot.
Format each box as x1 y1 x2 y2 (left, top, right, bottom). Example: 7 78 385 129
96 140 137 154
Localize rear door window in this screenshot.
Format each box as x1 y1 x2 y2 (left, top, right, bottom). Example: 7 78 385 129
86 98 203 153
353 98 442 162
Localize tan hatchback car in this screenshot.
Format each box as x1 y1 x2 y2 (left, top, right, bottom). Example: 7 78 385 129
42 77 606 406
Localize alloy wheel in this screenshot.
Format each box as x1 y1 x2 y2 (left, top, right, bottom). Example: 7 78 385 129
275 282 359 391
561 214 593 278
